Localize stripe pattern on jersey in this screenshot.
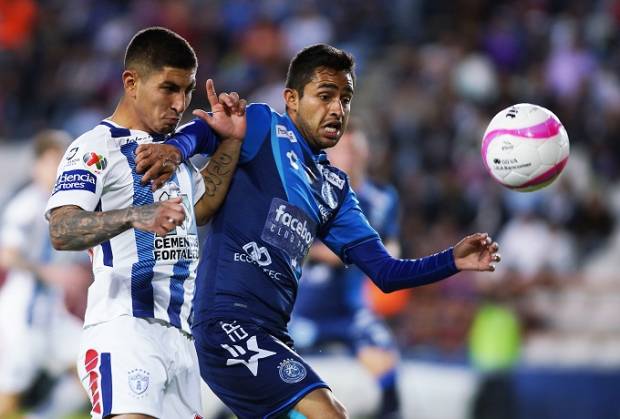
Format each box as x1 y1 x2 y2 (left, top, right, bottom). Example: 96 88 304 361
120 142 156 319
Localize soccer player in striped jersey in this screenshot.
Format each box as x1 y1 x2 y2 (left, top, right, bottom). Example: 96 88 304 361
46 27 246 419
137 44 501 419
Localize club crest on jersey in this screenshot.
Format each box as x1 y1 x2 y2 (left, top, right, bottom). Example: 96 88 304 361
276 124 297 142
128 369 150 396
83 152 108 173
321 182 338 210
278 358 307 384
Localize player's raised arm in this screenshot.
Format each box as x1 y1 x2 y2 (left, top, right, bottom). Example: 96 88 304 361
192 80 247 225
136 79 246 190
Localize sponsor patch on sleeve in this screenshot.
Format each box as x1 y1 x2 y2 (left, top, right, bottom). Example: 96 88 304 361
52 169 97 195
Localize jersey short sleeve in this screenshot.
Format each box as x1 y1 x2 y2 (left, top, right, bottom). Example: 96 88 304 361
320 186 380 261
45 131 109 217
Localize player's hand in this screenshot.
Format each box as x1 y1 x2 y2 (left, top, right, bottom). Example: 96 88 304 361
453 232 500 272
130 197 186 236
135 143 182 190
192 79 247 143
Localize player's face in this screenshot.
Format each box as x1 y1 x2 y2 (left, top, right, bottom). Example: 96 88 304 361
287 67 354 151
133 66 196 135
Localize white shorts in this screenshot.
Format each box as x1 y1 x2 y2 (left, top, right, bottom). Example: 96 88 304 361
0 273 82 393
76 315 203 419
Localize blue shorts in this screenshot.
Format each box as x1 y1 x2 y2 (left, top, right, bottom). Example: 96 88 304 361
192 318 329 419
289 309 396 353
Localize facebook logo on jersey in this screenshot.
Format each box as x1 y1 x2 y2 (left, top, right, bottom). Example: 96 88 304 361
261 198 316 264
52 170 97 195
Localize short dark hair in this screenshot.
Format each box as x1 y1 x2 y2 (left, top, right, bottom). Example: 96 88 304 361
285 44 355 96
124 27 197 76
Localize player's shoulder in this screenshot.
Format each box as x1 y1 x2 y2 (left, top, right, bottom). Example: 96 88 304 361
65 123 113 153
248 102 276 115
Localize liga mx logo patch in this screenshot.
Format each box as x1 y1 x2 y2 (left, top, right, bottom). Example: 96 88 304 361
128 369 150 397
278 358 307 384
83 152 108 173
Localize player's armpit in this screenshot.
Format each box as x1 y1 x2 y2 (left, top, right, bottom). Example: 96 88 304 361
194 139 242 225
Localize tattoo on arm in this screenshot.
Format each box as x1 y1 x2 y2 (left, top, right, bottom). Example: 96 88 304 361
195 140 241 225
49 205 157 251
203 153 233 196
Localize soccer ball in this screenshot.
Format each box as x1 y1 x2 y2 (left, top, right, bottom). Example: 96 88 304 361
481 103 569 192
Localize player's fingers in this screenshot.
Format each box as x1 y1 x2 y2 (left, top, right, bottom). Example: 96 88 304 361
218 92 233 109
193 109 213 122
492 253 502 263
135 144 153 160
237 99 247 116
489 241 499 252
206 79 219 108
140 161 163 184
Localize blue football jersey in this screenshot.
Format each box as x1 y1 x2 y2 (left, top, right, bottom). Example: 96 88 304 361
185 104 380 336
293 181 399 318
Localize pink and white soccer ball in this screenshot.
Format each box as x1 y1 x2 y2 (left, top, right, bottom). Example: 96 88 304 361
481 103 570 192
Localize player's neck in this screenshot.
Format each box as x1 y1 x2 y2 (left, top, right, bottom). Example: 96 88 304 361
109 97 147 132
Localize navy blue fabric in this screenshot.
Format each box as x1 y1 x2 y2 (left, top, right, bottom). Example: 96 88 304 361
170 104 379 336
193 318 328 419
294 181 400 317
346 238 458 292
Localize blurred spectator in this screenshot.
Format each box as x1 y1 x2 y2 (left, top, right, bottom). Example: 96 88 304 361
0 130 90 418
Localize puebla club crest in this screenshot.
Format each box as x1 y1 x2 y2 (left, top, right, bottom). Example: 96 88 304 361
278 358 307 384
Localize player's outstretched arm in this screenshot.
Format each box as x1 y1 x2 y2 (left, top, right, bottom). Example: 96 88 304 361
453 232 501 271
49 198 185 251
346 233 500 293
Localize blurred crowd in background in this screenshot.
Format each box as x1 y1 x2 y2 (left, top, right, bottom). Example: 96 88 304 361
2 0 620 391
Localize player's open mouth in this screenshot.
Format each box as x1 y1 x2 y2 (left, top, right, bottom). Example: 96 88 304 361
322 121 342 139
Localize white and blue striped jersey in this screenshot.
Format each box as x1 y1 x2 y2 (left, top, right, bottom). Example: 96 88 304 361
45 120 205 334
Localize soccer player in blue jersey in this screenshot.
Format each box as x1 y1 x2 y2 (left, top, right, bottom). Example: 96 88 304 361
290 122 404 418
137 44 501 419
47 27 246 418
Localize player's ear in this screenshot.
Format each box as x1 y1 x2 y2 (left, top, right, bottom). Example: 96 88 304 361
122 70 139 97
283 88 299 114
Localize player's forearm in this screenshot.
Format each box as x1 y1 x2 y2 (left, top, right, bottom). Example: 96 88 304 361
194 139 241 225
346 238 458 293
167 118 219 160
49 205 148 251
